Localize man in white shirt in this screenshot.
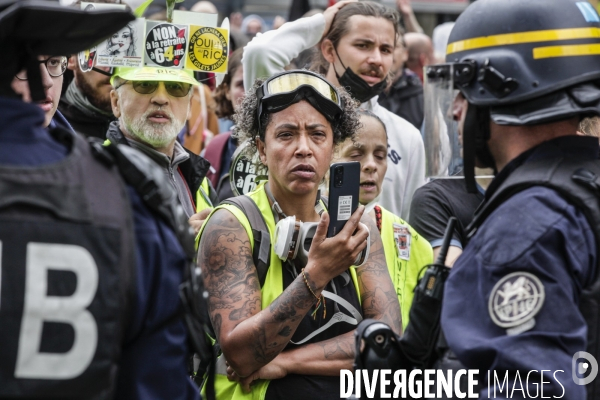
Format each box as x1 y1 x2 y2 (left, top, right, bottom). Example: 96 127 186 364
243 0 425 219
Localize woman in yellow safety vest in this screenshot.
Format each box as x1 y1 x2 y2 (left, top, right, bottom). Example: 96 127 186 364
333 110 433 329
196 70 402 400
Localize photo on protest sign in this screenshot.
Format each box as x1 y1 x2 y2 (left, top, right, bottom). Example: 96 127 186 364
144 21 188 68
186 26 229 73
96 18 145 68
80 2 144 69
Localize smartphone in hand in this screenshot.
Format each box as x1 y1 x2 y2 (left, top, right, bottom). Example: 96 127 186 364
327 161 360 237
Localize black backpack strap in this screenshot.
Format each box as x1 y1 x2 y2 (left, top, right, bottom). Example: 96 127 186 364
94 140 196 259
221 196 271 287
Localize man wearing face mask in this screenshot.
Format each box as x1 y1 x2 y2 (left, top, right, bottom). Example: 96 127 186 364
242 0 425 220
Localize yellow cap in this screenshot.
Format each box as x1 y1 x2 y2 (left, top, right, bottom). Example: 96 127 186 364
111 67 199 86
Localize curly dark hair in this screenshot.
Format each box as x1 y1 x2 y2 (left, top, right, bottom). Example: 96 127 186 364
233 72 361 155
214 48 244 119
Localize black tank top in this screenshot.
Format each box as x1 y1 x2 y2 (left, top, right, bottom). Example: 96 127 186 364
266 261 362 400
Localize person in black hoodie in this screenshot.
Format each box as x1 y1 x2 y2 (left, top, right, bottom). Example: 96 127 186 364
58 60 116 140
57 0 126 140
377 31 424 130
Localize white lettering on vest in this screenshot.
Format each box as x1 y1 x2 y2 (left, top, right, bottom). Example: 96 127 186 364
15 243 99 379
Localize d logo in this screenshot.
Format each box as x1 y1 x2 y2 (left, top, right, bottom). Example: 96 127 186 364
572 351 598 385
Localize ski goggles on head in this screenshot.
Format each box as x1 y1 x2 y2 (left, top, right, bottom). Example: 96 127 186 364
256 70 344 132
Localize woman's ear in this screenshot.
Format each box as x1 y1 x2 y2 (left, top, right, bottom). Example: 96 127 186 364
256 136 267 165
224 83 232 102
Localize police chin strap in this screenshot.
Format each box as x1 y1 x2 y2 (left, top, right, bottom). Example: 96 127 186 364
463 105 495 193
26 55 46 103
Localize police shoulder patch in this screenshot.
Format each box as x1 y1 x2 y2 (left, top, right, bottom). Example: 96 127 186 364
488 272 545 330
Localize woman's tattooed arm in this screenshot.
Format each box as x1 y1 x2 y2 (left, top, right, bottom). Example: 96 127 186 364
198 209 320 377
357 216 403 334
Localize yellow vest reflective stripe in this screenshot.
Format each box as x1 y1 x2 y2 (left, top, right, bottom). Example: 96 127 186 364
196 177 213 212
379 206 434 330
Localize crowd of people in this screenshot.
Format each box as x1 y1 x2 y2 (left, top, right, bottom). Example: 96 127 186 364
3 0 600 399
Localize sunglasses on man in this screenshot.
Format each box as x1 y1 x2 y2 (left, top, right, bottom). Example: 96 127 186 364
114 80 192 97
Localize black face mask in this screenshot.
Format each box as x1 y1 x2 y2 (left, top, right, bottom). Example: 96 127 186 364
333 52 387 104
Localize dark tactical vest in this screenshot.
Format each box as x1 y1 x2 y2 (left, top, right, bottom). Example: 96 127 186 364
0 130 136 399
466 149 600 399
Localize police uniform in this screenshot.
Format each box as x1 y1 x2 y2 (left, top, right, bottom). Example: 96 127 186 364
0 96 200 400
443 136 598 398
433 0 600 398
0 3 201 398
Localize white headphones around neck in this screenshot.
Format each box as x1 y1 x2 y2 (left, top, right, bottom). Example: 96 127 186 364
268 183 370 267
274 215 370 267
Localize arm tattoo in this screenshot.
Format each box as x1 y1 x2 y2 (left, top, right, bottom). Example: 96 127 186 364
268 275 316 322
314 335 354 359
357 216 403 334
199 210 260 330
247 275 316 363
278 326 292 337
199 209 321 369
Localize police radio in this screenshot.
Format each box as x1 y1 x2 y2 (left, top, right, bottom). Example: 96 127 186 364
353 217 459 395
415 217 456 301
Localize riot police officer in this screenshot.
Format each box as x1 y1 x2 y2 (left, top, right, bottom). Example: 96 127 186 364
0 1 203 398
434 0 600 398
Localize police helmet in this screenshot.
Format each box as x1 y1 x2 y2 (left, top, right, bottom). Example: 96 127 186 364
424 0 600 193
445 0 600 125
0 0 134 100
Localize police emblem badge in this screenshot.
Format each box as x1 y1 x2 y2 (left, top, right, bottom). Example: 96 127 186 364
488 272 545 335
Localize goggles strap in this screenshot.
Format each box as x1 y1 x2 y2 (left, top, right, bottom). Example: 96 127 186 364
290 290 363 345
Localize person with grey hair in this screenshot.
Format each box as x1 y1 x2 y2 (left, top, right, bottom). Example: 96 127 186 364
107 66 217 233
241 13 266 39
197 69 401 399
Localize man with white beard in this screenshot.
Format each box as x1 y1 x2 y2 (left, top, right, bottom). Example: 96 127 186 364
108 67 216 232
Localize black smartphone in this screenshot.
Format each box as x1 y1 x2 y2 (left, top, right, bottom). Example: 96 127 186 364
327 161 360 237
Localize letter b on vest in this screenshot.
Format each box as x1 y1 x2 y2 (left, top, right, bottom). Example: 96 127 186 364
15 243 99 379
